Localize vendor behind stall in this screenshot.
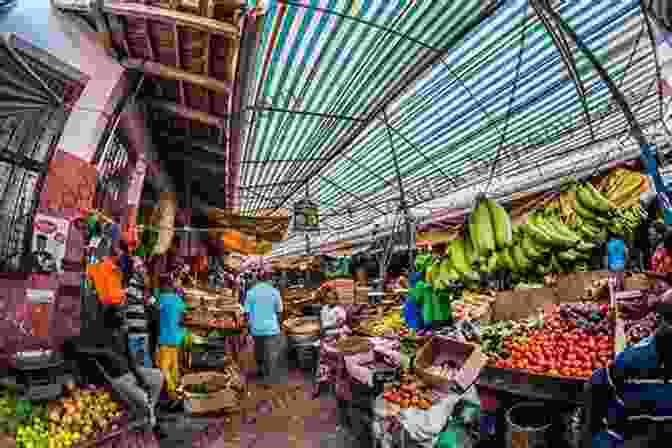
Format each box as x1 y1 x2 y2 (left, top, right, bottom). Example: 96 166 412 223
584 303 672 447
314 292 352 429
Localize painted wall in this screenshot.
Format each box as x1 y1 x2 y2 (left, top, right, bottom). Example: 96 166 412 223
0 4 133 365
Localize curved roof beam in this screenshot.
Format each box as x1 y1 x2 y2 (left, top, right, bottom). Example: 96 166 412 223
540 1 648 146
529 0 595 144
266 0 508 215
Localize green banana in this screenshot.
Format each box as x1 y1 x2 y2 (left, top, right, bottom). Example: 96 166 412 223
475 200 496 255
486 198 513 249
546 215 581 242
536 264 551 275
575 197 609 224
551 253 563 272
512 245 531 271
531 214 577 248
502 247 516 271
584 183 613 213
576 241 596 251
450 239 471 275
523 216 557 246
522 235 543 260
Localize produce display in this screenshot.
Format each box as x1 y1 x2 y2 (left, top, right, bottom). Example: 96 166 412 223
382 382 434 410
651 249 672 273
0 382 125 448
419 173 645 287
425 362 460 381
616 287 672 343
484 303 614 378
360 311 404 337
452 289 496 321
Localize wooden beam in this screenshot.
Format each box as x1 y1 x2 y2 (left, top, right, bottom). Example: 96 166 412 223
157 132 227 155
174 24 185 106
103 1 240 38
124 59 231 95
147 99 226 128
164 152 227 173
144 20 155 61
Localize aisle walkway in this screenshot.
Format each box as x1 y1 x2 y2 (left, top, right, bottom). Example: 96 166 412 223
157 336 361 448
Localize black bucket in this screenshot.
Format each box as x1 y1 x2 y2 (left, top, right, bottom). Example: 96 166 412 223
505 402 553 448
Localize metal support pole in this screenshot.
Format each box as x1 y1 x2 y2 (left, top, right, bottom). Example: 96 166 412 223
383 111 415 276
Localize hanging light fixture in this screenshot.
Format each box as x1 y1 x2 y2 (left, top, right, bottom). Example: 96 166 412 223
293 184 319 233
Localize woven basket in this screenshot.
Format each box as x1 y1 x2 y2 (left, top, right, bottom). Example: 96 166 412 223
332 336 372 356
151 191 177 255
283 317 320 335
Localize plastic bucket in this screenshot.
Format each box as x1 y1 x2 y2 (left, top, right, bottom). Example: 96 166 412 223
505 402 553 448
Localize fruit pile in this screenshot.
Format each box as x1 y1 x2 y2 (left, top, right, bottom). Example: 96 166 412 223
452 290 496 321
651 248 672 273
485 303 614 378
615 290 672 344
362 311 405 337
425 362 460 380
382 382 433 410
0 383 125 448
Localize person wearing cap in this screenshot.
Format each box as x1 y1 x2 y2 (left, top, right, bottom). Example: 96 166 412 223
583 303 672 447
156 275 186 398
243 270 283 384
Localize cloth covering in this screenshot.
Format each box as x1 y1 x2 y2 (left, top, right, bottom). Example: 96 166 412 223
244 282 283 336
373 386 479 448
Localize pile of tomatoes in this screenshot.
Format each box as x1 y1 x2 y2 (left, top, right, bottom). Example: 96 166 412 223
382 382 433 410
493 327 614 378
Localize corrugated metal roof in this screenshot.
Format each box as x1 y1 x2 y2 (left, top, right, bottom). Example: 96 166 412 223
240 0 665 250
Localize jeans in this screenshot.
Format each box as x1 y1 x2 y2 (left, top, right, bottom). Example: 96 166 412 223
253 335 280 382
110 367 163 425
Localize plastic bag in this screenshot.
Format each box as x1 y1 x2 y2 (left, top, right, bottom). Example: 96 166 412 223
86 258 124 305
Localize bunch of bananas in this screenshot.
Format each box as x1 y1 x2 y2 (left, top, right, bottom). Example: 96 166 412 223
600 168 647 208
608 206 641 241
365 311 404 336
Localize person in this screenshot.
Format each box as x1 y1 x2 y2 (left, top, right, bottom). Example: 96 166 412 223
582 303 672 447
156 275 186 399
63 306 164 427
314 293 351 429
243 270 283 384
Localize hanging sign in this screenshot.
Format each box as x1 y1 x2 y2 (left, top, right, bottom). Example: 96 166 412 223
293 199 319 232
30 214 70 273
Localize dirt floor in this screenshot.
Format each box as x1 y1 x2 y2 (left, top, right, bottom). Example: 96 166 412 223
157 336 361 448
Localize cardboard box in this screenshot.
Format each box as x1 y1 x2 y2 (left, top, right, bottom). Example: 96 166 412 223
555 271 610 302
415 336 487 393
492 287 557 321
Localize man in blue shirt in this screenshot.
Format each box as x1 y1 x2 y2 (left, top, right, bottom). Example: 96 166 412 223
156 275 186 398
244 271 283 384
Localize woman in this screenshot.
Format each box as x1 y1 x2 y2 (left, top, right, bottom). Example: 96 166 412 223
314 292 352 429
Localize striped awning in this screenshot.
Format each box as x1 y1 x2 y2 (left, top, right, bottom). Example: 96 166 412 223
239 0 666 254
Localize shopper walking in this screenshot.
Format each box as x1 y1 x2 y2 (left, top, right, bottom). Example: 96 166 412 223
243 270 283 385
156 275 186 399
